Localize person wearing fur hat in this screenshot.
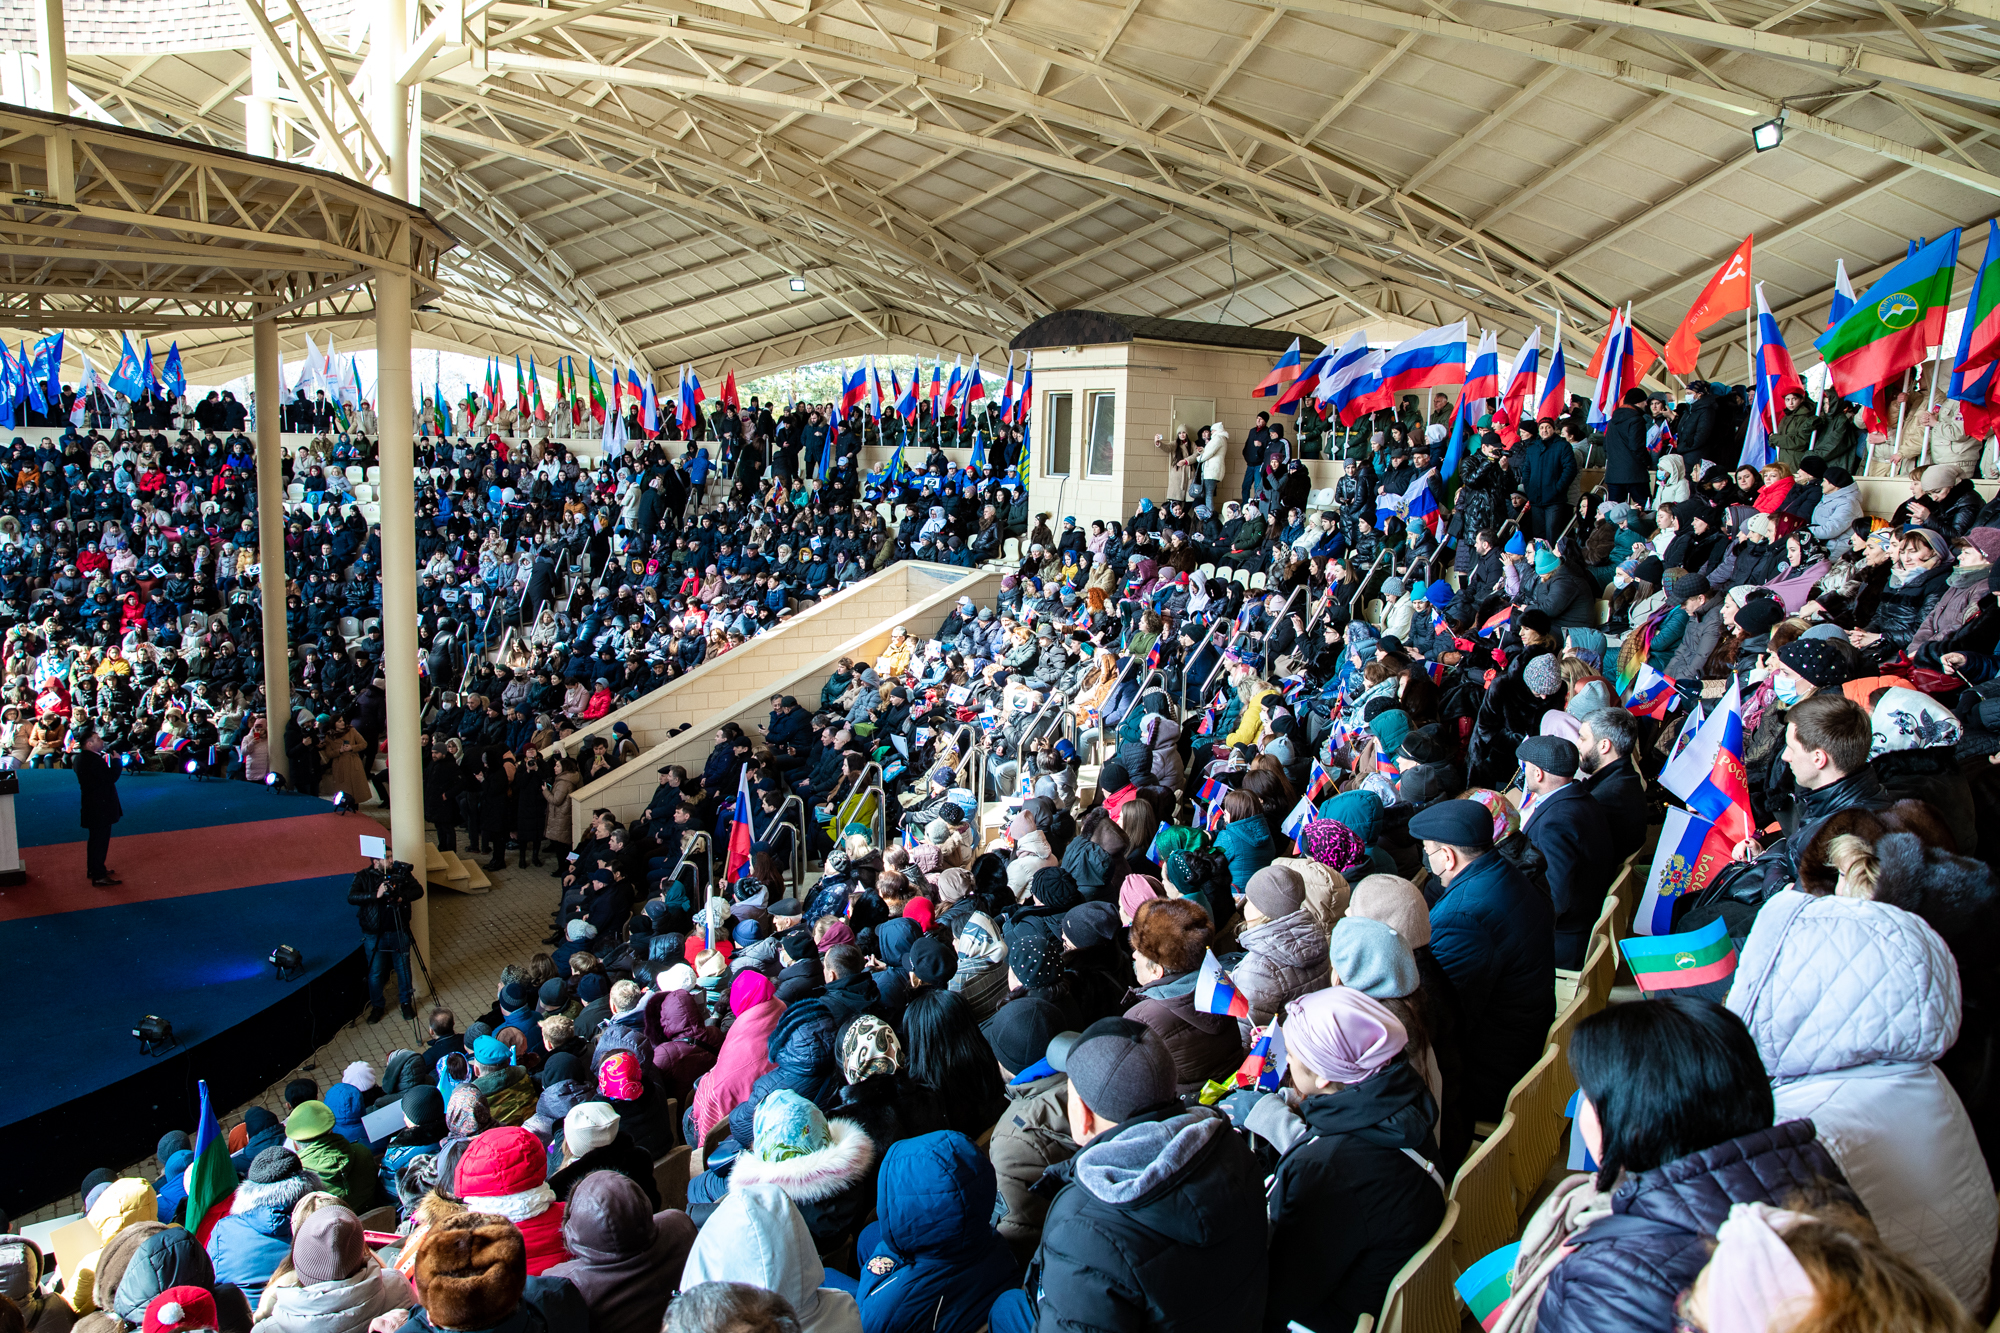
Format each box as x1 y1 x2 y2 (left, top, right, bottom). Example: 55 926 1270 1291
257 1206 413 1333
204 1150 317 1304
1248 987 1446 1333
452 1127 569 1277
404 1213 586 1333
1231 867 1331 1027
1125 899 1247 1093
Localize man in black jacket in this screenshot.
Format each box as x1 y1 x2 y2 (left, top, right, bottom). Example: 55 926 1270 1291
994 1016 1267 1333
1519 736 1614 969
1602 387 1652 504
75 727 123 886
1577 706 1648 861
348 851 425 1022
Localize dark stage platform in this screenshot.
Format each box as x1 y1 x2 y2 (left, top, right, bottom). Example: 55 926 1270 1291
0 771 366 1216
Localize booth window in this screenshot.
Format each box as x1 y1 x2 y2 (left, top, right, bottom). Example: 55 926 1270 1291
1045 391 1074 475
1086 391 1117 478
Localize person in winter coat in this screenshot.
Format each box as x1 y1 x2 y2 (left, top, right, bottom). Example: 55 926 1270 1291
229 1109 286 1178
1527 998 1858 1333
1514 420 1579 541
679 1186 861 1333
642 988 720 1102
689 970 784 1148
1808 468 1864 545
855 1132 1018 1333
283 1104 379 1211
71 1179 158 1315
547 1104 660 1209
452 1126 569 1277
1412 800 1552 1121
0 1235 72 1333
82 1225 250 1333
1248 988 1446 1333
402 1212 588 1333
257 1205 413 1333
1125 898 1248 1094
1211 790 1277 893
1854 528 1951 659
1725 888 1996 1309
980 997 1076 1265
1526 548 1597 631
726 1089 877 1258
1230 867 1331 1026
205 1149 317 1305
993 1017 1268 1333
323 1085 371 1154
542 1171 696 1333
1600 390 1652 504
376 1087 447 1211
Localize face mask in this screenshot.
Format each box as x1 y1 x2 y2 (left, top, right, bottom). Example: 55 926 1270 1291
1613 573 1632 589
1772 674 1805 707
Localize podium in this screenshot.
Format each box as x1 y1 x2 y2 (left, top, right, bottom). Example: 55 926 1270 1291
0 770 24 885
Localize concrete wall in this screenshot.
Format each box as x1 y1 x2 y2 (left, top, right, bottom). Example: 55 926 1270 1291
555 562 971 763
567 564 999 841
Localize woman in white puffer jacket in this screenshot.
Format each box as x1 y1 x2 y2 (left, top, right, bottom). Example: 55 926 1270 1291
1726 888 1996 1311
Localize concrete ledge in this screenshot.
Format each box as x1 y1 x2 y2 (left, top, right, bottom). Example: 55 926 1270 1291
555 562 978 762
568 563 999 842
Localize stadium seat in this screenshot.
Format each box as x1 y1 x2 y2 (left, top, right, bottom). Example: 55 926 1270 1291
1248 571 1267 590
345 465 365 484
366 466 381 485
1501 1046 1569 1215
1448 1113 1517 1274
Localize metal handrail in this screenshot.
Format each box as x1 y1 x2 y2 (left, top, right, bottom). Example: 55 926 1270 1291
1007 687 1072 799
1200 619 1244 697
1180 613 1232 703
662 830 713 909
934 722 982 837
846 760 888 849
767 793 810 893
1260 582 1310 674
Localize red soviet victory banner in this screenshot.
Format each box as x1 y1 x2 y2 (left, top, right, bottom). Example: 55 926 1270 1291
1664 236 1754 376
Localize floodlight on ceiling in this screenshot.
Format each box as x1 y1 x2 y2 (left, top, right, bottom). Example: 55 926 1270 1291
788 276 808 292
1750 109 1787 152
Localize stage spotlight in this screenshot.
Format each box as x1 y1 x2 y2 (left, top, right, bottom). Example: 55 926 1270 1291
1750 109 1786 152
269 945 304 981
184 758 200 776
332 791 353 813
133 1014 176 1056
263 771 286 790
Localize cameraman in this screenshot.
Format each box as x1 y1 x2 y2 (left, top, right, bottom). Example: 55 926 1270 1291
347 851 424 1023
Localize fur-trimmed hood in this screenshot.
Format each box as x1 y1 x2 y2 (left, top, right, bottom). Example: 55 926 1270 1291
231 1172 320 1221
728 1118 874 1203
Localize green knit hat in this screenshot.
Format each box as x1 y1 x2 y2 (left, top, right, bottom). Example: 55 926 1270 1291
285 1101 335 1140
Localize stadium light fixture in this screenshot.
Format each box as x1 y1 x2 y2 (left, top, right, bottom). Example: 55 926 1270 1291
1750 109 1786 152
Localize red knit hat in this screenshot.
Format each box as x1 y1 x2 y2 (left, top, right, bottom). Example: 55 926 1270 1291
143 1288 218 1333
452 1124 548 1198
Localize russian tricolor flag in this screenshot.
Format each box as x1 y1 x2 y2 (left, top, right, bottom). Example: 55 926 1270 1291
1014 355 1033 423
1274 342 1332 415
1742 282 1806 469
928 360 944 417
839 363 868 416
895 368 918 422
1316 332 1387 425
1233 1019 1285 1091
1378 321 1467 397
1404 472 1444 539
1622 662 1679 720
1442 330 1500 480
995 354 1016 420
1255 338 1303 399
944 359 963 415
1195 949 1251 1018
1495 328 1541 445
1659 679 1754 854
723 766 754 882
1535 336 1568 423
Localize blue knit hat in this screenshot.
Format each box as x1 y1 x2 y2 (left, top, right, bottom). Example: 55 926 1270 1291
1504 531 1527 555
1425 579 1453 608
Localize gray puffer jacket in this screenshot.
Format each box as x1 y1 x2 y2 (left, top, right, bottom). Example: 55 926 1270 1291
1727 889 1996 1310
1232 908 1332 1026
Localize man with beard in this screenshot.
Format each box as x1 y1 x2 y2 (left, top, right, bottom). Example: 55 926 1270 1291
1576 706 1648 861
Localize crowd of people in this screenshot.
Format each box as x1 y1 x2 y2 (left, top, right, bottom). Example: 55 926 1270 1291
6 375 2000 1333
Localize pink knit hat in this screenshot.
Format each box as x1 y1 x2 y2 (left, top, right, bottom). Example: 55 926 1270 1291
1118 873 1164 925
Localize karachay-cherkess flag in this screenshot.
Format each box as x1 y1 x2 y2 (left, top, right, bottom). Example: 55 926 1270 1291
1815 230 1960 399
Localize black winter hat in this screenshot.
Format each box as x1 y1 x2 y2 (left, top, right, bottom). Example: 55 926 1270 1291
248 1147 305 1184
906 932 958 987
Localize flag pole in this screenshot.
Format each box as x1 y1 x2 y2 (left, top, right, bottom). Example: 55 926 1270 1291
1919 349 1943 468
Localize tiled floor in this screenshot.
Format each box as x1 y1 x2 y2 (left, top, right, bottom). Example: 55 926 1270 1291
22 806 563 1225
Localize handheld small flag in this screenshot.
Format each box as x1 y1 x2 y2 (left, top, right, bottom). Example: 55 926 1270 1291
1205 797 1227 835
1303 761 1334 805
1478 605 1514 638
1631 805 1735 936
1280 796 1315 850
1621 663 1679 720
1659 679 1753 857
1455 1243 1521 1331
1234 1019 1285 1091
1194 949 1250 1018
1619 916 1738 991
1195 777 1225 805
